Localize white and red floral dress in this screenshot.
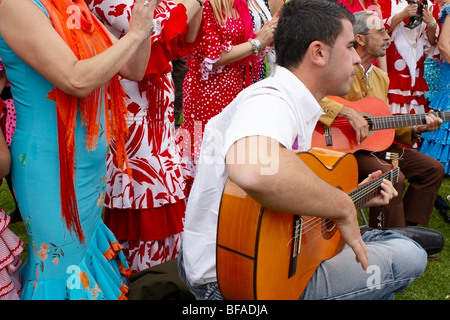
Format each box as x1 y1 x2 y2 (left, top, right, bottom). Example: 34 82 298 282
87 0 192 272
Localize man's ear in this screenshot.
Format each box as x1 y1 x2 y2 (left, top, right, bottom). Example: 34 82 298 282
308 40 328 67
355 34 366 47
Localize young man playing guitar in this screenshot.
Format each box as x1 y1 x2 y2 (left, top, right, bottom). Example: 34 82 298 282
320 11 445 231
178 0 427 300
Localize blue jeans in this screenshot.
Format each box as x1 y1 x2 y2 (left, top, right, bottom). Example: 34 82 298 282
178 229 427 300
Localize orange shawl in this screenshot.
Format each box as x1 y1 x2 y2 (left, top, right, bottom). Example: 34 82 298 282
40 0 130 242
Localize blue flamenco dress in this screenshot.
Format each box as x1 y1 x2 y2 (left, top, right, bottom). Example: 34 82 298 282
420 5 450 174
0 1 130 299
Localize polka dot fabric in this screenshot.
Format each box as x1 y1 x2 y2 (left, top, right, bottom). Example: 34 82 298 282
179 0 257 161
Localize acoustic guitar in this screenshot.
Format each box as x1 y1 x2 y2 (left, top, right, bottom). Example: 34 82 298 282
216 147 399 300
312 96 449 153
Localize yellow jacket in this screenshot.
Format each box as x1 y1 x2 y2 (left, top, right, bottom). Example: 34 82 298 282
319 64 416 146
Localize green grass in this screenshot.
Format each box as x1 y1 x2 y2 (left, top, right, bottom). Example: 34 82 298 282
1 177 449 300
393 179 450 300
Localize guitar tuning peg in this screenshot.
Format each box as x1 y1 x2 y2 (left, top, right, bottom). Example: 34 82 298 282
385 152 399 168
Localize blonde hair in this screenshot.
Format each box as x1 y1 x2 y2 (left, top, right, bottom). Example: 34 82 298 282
209 0 234 24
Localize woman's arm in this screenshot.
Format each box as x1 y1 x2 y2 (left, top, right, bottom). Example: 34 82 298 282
0 71 5 94
423 4 438 45
386 2 418 32
439 12 450 62
0 0 155 98
214 10 279 67
0 129 10 179
182 0 203 43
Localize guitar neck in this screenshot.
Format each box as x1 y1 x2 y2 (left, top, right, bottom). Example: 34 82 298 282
349 167 399 210
371 111 450 130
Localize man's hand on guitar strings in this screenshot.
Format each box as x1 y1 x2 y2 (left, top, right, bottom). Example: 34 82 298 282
339 106 370 144
414 111 443 135
359 170 398 207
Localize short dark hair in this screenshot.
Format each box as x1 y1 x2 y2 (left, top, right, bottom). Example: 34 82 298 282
275 0 354 69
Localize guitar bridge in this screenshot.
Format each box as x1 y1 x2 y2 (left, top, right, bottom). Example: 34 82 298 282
288 216 303 278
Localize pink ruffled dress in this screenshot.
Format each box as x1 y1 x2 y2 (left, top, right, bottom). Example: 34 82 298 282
0 209 23 300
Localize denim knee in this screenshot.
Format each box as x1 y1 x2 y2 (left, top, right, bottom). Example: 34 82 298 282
386 237 428 280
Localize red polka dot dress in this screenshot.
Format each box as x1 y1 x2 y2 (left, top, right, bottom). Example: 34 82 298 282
178 0 258 170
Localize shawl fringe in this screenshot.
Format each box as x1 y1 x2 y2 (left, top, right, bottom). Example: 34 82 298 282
40 0 130 242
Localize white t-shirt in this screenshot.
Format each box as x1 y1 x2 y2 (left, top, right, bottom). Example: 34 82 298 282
182 66 324 285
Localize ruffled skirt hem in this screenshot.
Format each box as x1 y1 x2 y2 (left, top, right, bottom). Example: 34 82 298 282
104 200 185 241
420 123 450 173
420 75 450 173
19 222 130 300
0 210 23 300
120 232 182 272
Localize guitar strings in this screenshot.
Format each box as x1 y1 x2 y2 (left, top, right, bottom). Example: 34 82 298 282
372 114 426 130
350 168 399 201
292 167 400 241
298 185 381 238
287 216 323 247
285 163 400 250
286 178 369 247
288 215 344 247
299 178 387 233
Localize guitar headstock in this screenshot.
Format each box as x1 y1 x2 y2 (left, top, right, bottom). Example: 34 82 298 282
385 152 399 169
384 152 400 184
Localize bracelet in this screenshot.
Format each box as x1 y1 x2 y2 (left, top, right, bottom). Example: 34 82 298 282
248 38 262 56
428 20 437 28
196 0 203 7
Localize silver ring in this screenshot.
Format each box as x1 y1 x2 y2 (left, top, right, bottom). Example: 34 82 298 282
144 0 150 6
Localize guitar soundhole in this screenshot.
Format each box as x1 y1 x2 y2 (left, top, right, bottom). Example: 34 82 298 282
321 219 337 240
